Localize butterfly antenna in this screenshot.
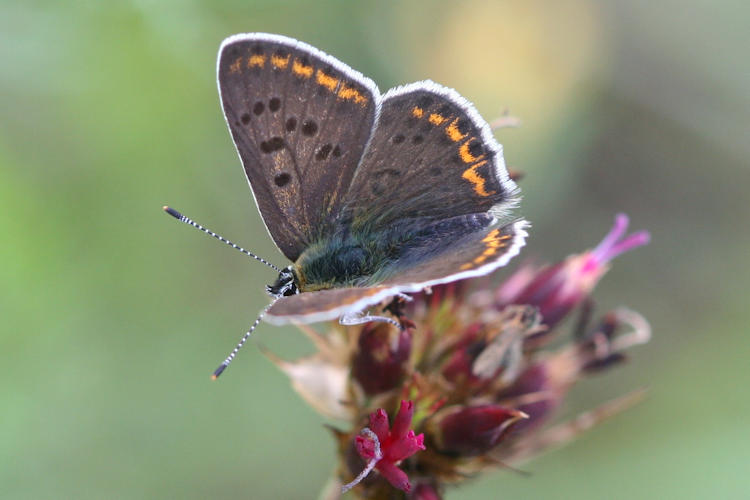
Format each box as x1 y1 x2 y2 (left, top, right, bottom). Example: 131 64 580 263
162 206 281 272
211 301 275 380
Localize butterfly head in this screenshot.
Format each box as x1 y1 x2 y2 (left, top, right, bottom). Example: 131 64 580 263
266 266 300 298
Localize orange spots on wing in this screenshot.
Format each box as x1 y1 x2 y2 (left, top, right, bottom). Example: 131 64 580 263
462 160 496 197
271 54 290 69
445 117 468 142
428 113 446 125
338 85 368 105
459 138 485 164
248 54 266 67
316 70 339 91
292 59 313 78
412 106 424 118
229 57 242 74
473 230 509 266
483 229 501 243
460 230 509 270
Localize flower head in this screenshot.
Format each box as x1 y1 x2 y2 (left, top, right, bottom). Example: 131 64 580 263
268 214 651 499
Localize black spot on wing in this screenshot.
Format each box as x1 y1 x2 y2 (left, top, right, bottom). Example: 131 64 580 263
315 143 333 161
301 120 318 136
274 173 291 187
260 137 285 153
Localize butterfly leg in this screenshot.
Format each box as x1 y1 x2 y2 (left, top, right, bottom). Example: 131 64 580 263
339 310 402 330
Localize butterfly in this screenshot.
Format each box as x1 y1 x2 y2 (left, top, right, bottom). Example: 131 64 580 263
165 33 528 377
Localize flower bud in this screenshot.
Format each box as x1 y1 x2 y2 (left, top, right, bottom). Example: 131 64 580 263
497 363 558 433
440 323 484 384
430 404 527 456
352 324 412 395
497 214 650 328
410 482 442 500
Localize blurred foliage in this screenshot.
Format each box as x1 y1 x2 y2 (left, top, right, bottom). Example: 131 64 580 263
1 0 748 499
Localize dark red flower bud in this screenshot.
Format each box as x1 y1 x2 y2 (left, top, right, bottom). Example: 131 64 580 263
497 214 649 328
352 324 412 395
440 323 484 383
431 404 527 456
411 482 442 500
497 363 558 433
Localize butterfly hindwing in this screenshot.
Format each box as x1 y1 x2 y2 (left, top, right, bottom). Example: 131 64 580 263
340 81 518 230
265 220 528 325
218 34 381 261
380 220 528 287
265 285 393 324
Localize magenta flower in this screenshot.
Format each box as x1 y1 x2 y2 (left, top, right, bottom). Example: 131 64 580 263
497 213 650 328
348 400 426 493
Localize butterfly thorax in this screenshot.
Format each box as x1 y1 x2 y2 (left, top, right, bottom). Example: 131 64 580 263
292 233 389 292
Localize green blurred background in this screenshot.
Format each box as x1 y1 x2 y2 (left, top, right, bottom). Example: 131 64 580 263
1 0 748 498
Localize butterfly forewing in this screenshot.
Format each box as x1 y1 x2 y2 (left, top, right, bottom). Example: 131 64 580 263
341 82 518 231
218 34 380 261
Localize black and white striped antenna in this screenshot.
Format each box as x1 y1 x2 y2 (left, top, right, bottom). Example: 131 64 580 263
162 206 281 272
211 301 275 379
163 205 281 379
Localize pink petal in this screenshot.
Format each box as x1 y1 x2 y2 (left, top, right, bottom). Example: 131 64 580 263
391 400 415 439
376 460 412 492
369 408 390 442
385 431 426 462
355 435 376 460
